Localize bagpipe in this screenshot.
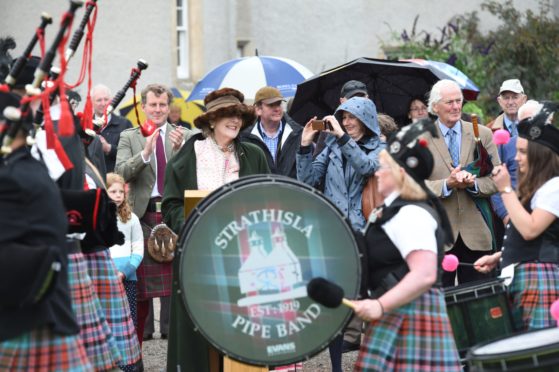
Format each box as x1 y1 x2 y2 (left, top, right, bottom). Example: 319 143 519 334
0 0 153 163
1 0 87 156
89 58 150 137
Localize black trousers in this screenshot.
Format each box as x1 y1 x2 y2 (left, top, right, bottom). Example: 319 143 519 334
144 296 171 336
442 234 494 287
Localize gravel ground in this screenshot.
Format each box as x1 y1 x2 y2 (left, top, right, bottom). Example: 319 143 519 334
143 338 358 372
143 300 359 371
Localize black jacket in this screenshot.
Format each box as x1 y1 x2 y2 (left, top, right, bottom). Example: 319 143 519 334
99 114 133 172
240 115 302 179
0 147 79 341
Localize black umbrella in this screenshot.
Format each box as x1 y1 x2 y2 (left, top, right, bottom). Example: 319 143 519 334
289 57 475 126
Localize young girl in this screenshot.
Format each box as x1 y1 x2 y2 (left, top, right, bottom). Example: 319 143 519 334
106 173 144 330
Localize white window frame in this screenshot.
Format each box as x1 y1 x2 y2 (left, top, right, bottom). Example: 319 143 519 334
176 0 190 79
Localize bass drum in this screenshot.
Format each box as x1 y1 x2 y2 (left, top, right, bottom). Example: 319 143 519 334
178 175 361 366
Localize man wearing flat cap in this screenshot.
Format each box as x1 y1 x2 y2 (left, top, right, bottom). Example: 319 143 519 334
340 80 369 103
240 86 303 178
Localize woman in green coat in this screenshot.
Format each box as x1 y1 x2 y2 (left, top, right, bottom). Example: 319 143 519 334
161 88 270 372
163 87 270 233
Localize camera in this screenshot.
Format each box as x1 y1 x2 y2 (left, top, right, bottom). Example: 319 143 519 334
311 119 332 131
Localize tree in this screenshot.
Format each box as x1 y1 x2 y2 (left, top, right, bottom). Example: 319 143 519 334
382 0 559 119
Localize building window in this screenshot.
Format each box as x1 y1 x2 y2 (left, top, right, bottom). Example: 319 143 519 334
176 0 189 79
236 40 250 59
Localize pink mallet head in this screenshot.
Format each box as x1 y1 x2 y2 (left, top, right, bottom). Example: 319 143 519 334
550 299 559 326
493 129 511 145
442 254 459 272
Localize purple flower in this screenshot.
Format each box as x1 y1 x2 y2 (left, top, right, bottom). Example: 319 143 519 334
446 54 457 66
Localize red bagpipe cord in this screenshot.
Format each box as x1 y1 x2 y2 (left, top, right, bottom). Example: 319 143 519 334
36 11 75 148
56 12 76 137
37 26 46 58
67 0 98 132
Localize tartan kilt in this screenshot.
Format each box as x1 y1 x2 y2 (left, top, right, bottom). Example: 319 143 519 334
67 252 121 370
137 211 173 300
83 250 141 366
0 327 92 371
508 262 559 331
355 288 461 372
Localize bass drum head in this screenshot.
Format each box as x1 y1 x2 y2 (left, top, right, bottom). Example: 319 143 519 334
467 327 559 371
179 175 361 366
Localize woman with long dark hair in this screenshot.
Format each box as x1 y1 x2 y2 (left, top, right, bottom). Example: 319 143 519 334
475 100 559 330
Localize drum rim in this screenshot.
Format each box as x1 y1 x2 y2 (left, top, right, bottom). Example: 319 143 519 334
177 175 361 366
467 326 559 362
443 277 507 296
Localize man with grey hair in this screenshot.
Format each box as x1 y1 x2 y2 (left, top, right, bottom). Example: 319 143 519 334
487 79 527 135
425 79 500 286
487 80 527 249
92 84 133 172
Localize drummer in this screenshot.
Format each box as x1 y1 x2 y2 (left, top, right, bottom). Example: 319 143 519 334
350 119 462 371
474 100 559 330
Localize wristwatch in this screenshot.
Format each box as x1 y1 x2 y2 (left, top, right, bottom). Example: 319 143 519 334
501 186 513 194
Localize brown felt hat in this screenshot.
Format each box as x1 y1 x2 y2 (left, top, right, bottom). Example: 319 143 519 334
194 87 256 131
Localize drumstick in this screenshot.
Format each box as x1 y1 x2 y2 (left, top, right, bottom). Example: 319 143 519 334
442 254 474 272
306 277 355 310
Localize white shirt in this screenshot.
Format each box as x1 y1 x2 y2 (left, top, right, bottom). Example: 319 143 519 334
531 177 559 217
381 191 438 258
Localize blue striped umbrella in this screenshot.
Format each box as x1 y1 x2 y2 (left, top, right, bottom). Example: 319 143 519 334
187 56 313 102
403 59 480 100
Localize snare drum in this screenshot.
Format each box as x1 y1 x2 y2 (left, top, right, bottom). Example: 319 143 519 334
467 327 559 371
178 175 361 366
444 278 515 357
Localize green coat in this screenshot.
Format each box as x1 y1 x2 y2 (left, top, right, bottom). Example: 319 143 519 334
162 133 270 233
162 134 270 372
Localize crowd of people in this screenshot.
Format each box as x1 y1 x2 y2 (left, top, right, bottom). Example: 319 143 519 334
1 35 558 372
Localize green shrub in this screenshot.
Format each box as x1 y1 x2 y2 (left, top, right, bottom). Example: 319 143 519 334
382 0 559 120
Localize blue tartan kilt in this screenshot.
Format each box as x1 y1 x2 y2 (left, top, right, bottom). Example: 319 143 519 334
83 250 141 367
355 288 462 372
67 252 121 370
0 327 92 371
508 262 559 331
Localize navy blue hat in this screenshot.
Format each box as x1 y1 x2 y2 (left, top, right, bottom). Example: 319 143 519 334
518 101 559 156
387 118 438 182
340 80 368 99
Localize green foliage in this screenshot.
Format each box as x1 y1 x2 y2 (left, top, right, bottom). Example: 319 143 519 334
463 102 486 123
382 0 559 119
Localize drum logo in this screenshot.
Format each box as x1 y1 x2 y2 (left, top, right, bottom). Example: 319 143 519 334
237 228 307 307
214 209 322 344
